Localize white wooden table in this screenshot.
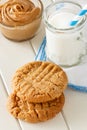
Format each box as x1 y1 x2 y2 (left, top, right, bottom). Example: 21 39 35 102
0 0 87 130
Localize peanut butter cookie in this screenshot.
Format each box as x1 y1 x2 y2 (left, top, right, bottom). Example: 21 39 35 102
12 61 68 103
7 92 65 123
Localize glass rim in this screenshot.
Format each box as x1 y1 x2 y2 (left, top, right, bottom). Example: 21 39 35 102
44 0 87 33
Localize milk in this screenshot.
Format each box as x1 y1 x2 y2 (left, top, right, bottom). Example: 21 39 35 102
46 12 86 66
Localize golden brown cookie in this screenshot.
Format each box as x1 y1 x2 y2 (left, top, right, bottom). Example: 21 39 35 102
12 61 68 103
7 92 65 123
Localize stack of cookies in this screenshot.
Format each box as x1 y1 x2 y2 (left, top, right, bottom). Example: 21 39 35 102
7 61 68 123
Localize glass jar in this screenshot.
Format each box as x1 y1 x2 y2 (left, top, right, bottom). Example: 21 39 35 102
44 0 87 67
0 0 43 41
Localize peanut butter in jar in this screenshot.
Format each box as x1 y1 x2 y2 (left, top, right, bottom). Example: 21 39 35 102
0 0 43 41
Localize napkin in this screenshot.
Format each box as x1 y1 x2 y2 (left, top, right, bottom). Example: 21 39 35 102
35 37 87 92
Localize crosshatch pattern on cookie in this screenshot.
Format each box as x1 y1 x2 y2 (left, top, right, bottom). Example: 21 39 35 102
12 61 68 103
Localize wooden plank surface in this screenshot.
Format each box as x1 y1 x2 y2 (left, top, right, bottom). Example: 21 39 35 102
0 76 21 130
0 0 87 130
64 88 87 130
0 32 35 93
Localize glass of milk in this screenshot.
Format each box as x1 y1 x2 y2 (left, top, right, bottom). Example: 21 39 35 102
44 1 87 67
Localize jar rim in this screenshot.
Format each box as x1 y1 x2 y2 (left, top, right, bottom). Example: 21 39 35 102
44 0 87 33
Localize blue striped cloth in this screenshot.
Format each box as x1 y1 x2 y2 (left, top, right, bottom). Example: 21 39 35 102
35 37 46 61
35 37 87 93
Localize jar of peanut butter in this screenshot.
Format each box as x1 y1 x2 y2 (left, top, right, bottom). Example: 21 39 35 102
0 0 43 41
